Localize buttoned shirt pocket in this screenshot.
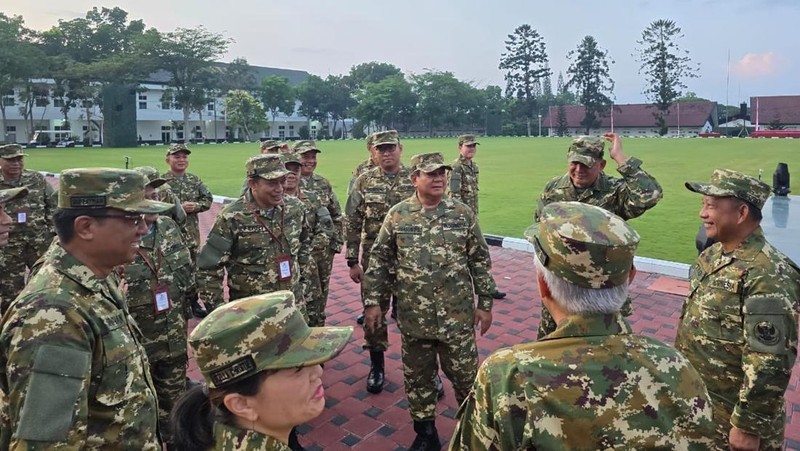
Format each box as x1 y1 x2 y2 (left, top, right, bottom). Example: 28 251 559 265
96 313 137 407
442 219 469 265
364 192 387 222
696 278 745 344
396 229 423 268
165 243 193 291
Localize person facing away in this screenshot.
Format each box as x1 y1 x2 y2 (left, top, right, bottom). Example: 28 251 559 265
450 201 715 450
170 290 353 451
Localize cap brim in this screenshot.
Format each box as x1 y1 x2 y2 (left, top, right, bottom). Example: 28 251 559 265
523 223 539 244
567 153 596 167
167 149 191 155
0 187 28 204
461 141 479 146
262 326 353 370
374 140 399 146
417 163 452 173
255 169 290 180
147 179 168 189
1 153 28 159
118 199 174 214
685 181 732 198
297 147 321 154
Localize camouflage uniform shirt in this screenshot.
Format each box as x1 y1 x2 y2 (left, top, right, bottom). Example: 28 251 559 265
300 173 343 252
213 422 291 451
534 157 662 222
160 171 213 250
348 157 377 193
675 227 799 449
0 243 160 449
363 196 496 339
450 313 716 450
447 155 479 213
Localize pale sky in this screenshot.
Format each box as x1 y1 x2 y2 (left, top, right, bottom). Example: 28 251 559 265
6 0 799 106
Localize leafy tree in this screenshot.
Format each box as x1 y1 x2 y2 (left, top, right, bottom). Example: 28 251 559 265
353 75 417 131
566 35 615 134
295 75 327 123
412 70 477 134
676 91 709 102
484 85 506 136
225 89 267 141
499 24 551 136
323 75 355 139
555 103 569 137
260 75 294 137
634 19 700 135
555 71 577 105
220 57 257 93
347 62 403 89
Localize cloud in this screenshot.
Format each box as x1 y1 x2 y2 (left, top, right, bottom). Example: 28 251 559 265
732 52 781 78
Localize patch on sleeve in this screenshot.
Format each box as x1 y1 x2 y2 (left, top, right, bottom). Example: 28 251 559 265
743 296 790 355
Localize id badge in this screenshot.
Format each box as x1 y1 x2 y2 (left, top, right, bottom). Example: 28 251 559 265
16 209 27 224
153 284 171 313
277 254 292 281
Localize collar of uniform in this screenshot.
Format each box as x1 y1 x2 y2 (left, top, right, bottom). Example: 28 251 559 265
48 243 111 296
541 312 632 341
0 170 22 187
407 194 454 213
459 155 473 165
554 172 611 193
729 227 766 263
213 423 291 450
245 190 283 216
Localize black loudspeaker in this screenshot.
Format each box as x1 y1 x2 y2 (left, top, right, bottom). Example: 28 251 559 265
773 163 790 196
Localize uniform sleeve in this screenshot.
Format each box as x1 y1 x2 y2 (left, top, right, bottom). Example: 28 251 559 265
43 179 56 236
328 190 344 251
195 215 234 311
467 213 496 311
344 176 366 261
1 297 93 449
361 214 397 308
533 179 557 224
194 178 213 213
612 157 663 220
448 164 463 202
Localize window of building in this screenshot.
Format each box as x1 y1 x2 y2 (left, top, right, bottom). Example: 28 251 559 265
6 126 16 132
289 125 295 130
279 125 285 130
54 98 64 108
2 96 14 107
207 103 215 111
138 95 147 110
161 101 170 110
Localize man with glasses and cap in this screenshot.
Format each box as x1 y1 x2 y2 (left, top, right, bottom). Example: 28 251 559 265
676 169 800 451
260 139 281 154
0 144 56 313
0 168 170 450
363 152 497 450
533 133 662 338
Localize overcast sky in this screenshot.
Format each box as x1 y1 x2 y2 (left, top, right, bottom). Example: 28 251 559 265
6 0 798 105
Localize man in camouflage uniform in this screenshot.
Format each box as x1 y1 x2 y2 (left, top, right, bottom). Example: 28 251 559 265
0 187 28 247
135 166 186 226
296 141 343 326
0 168 168 449
363 152 496 450
451 201 716 450
447 134 506 300
676 169 800 451
533 133 662 338
345 130 416 394
123 168 195 446
161 142 213 317
260 139 281 154
0 144 56 313
349 132 379 193
196 154 314 314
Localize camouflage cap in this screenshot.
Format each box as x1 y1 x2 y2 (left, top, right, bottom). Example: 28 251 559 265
295 140 321 154
58 168 173 213
292 140 317 151
0 144 27 159
567 136 605 167
0 187 28 204
458 134 480 146
166 143 191 156
373 130 400 146
410 152 452 174
366 132 376 148
685 168 771 211
189 291 353 389
525 201 640 289
133 166 167 189
283 152 302 168
246 154 290 180
260 140 281 152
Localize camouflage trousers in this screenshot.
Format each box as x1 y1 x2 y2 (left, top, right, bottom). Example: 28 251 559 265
305 248 335 327
361 251 392 350
537 296 634 339
0 230 49 313
401 328 478 421
710 394 784 451
148 352 188 444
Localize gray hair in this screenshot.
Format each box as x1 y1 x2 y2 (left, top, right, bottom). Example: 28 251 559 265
533 254 628 314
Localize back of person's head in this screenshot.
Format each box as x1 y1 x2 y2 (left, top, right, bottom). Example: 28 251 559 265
170 291 352 450
526 202 640 314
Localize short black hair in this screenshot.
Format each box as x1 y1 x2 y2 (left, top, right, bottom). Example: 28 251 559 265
730 198 762 222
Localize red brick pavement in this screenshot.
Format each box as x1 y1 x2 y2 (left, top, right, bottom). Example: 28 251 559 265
191 203 800 450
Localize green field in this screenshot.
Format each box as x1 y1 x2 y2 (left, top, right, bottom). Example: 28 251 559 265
24 137 800 264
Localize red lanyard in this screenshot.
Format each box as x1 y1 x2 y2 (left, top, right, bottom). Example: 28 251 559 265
137 248 163 275
247 203 285 252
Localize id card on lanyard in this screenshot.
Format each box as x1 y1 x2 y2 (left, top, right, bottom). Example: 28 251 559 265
137 247 171 314
248 204 292 281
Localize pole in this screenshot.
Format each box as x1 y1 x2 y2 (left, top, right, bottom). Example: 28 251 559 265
610 103 614 133
677 102 680 137
538 114 542 137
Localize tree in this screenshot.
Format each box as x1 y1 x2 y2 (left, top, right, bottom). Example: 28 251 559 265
353 75 417 131
566 36 615 134
260 76 294 138
484 85 506 136
322 75 355 139
225 89 267 141
499 24 551 136
555 104 569 137
635 19 700 135
220 57 257 93
555 71 577 105
347 62 403 90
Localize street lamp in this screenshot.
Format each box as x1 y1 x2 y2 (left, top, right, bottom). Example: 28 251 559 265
538 114 542 137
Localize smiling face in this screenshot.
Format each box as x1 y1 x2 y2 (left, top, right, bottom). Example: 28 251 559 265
1 156 24 180
88 209 149 268
249 176 286 209
699 195 746 244
568 159 605 188
298 151 317 177
166 151 190 174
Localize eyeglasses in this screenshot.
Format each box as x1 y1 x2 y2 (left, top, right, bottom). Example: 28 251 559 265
375 145 398 153
89 213 146 226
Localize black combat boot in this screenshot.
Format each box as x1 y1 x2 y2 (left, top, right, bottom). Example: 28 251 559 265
409 419 440 451
356 312 365 325
390 297 398 319
288 426 305 450
366 350 385 393
434 373 445 400
191 299 208 318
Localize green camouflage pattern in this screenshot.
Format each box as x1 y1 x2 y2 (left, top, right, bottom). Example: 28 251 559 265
372 130 399 145
161 170 213 251
450 313 716 450
366 132 376 147
59 168 172 213
133 166 167 189
0 144 27 159
0 170 56 313
246 154 290 180
675 227 800 449
286 188 328 327
196 191 314 312
213 422 292 450
447 155 479 213
457 134 480 146
0 187 27 204
134 166 187 225
685 168 771 210
166 142 191 155
566 135 605 167
528 201 640 289
292 139 316 151
123 216 194 441
296 143 321 154
260 139 281 152
0 243 160 449
348 157 378 193
190 291 352 389
409 152 451 174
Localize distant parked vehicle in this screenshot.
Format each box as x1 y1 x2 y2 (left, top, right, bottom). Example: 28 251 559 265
28 130 76 148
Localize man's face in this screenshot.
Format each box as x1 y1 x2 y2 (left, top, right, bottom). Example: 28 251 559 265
375 143 402 173
249 176 285 208
1 156 24 180
699 195 745 243
89 209 149 266
143 186 159 227
459 143 477 160
284 163 301 192
299 151 317 176
0 202 12 246
568 159 605 188
166 152 190 173
412 168 447 199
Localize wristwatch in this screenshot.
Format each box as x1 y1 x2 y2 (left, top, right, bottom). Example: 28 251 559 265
346 259 359 268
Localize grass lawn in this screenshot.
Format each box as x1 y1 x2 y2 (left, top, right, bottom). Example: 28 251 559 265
25 137 800 264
